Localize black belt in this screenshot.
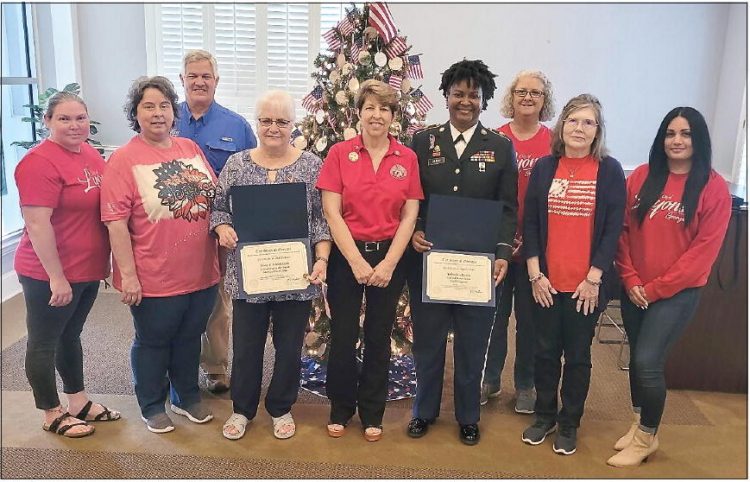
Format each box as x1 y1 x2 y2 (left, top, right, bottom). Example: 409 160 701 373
354 239 392 252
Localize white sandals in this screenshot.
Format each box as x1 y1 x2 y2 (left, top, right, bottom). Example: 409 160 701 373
222 413 249 440
271 412 296 440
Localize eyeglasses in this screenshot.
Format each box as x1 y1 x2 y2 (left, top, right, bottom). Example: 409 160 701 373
563 118 599 130
258 118 292 128
513 89 544 99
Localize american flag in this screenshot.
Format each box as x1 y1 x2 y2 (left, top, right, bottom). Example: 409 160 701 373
349 38 363 63
411 89 433 115
337 12 355 37
368 3 397 44
405 55 424 80
384 36 407 58
302 85 324 112
406 124 421 136
387 74 402 90
322 28 341 51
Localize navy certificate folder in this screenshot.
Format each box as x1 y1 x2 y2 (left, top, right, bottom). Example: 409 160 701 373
424 194 501 254
229 183 309 242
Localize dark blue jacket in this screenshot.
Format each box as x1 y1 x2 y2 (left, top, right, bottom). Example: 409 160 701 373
522 154 626 307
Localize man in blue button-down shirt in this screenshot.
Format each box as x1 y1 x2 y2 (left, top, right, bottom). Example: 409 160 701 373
174 49 257 393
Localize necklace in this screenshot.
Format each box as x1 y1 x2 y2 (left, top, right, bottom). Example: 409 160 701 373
563 158 586 178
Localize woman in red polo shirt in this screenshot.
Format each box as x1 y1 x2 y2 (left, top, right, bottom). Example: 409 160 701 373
14 92 120 438
317 79 423 442
608 107 730 467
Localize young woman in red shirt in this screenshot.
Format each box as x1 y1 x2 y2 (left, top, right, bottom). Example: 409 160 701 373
317 80 423 442
482 70 555 413
14 92 120 438
608 107 731 467
521 94 626 455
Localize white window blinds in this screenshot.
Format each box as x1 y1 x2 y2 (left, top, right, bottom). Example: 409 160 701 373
146 3 350 120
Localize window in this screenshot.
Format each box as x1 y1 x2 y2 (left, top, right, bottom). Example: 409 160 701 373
146 3 354 121
1 3 36 243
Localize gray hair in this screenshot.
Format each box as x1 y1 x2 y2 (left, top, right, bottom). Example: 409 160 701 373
551 93 609 160
123 76 180 133
255 90 296 122
44 91 88 119
499 70 555 122
182 49 219 78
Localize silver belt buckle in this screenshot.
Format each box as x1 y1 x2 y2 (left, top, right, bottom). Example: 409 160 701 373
364 241 379 252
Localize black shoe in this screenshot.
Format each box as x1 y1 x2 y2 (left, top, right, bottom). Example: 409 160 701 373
552 425 577 455
407 417 434 438
521 419 557 445
459 423 480 445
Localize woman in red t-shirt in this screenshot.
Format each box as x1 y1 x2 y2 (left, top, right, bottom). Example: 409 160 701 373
317 80 423 442
14 92 119 438
482 70 555 413
608 107 731 467
522 94 626 455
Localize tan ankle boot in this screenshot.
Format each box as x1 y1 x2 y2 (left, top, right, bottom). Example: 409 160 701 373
607 428 659 467
613 412 640 450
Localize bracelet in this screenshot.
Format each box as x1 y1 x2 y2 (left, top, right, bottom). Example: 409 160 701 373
315 256 329 264
529 273 545 283
585 277 602 287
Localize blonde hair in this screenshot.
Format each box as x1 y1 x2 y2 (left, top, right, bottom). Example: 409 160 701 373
182 49 219 78
499 70 555 122
355 79 399 115
551 93 609 160
44 91 88 119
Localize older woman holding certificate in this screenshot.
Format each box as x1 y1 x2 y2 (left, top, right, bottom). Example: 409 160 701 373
317 79 423 442
210 90 331 441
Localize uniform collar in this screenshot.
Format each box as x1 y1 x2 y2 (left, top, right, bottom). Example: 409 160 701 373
351 134 402 156
449 121 479 143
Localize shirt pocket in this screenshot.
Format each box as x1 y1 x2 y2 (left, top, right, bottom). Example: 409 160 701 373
206 140 239 154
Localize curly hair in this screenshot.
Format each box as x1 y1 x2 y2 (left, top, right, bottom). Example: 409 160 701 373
550 93 609 160
123 76 180 133
439 59 497 110
356 79 399 116
499 70 555 122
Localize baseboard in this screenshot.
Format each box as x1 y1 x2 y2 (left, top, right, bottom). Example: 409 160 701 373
1 271 21 302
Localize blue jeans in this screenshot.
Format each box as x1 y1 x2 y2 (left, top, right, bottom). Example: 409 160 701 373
130 284 218 418
483 261 535 391
621 287 700 431
19 275 100 409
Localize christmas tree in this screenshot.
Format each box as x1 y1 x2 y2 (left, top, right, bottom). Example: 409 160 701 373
298 3 432 400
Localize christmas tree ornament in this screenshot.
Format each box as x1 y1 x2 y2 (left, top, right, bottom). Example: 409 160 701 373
363 26 378 42
357 50 372 65
388 56 403 71
374 51 387 67
401 78 412 93
315 137 327 152
343 127 357 140
315 109 326 124
389 122 402 136
405 102 416 115
329 69 341 84
292 135 308 150
341 62 354 75
335 90 348 105
336 53 346 67
347 77 360 93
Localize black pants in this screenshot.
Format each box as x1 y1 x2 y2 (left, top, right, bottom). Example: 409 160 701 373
532 293 598 428
621 287 700 431
325 243 406 427
231 299 311 419
19 275 100 410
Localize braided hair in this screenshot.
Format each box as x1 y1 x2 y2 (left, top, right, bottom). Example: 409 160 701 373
439 59 497 110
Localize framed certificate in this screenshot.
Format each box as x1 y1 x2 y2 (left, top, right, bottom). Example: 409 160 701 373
421 249 496 307
235 238 312 298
